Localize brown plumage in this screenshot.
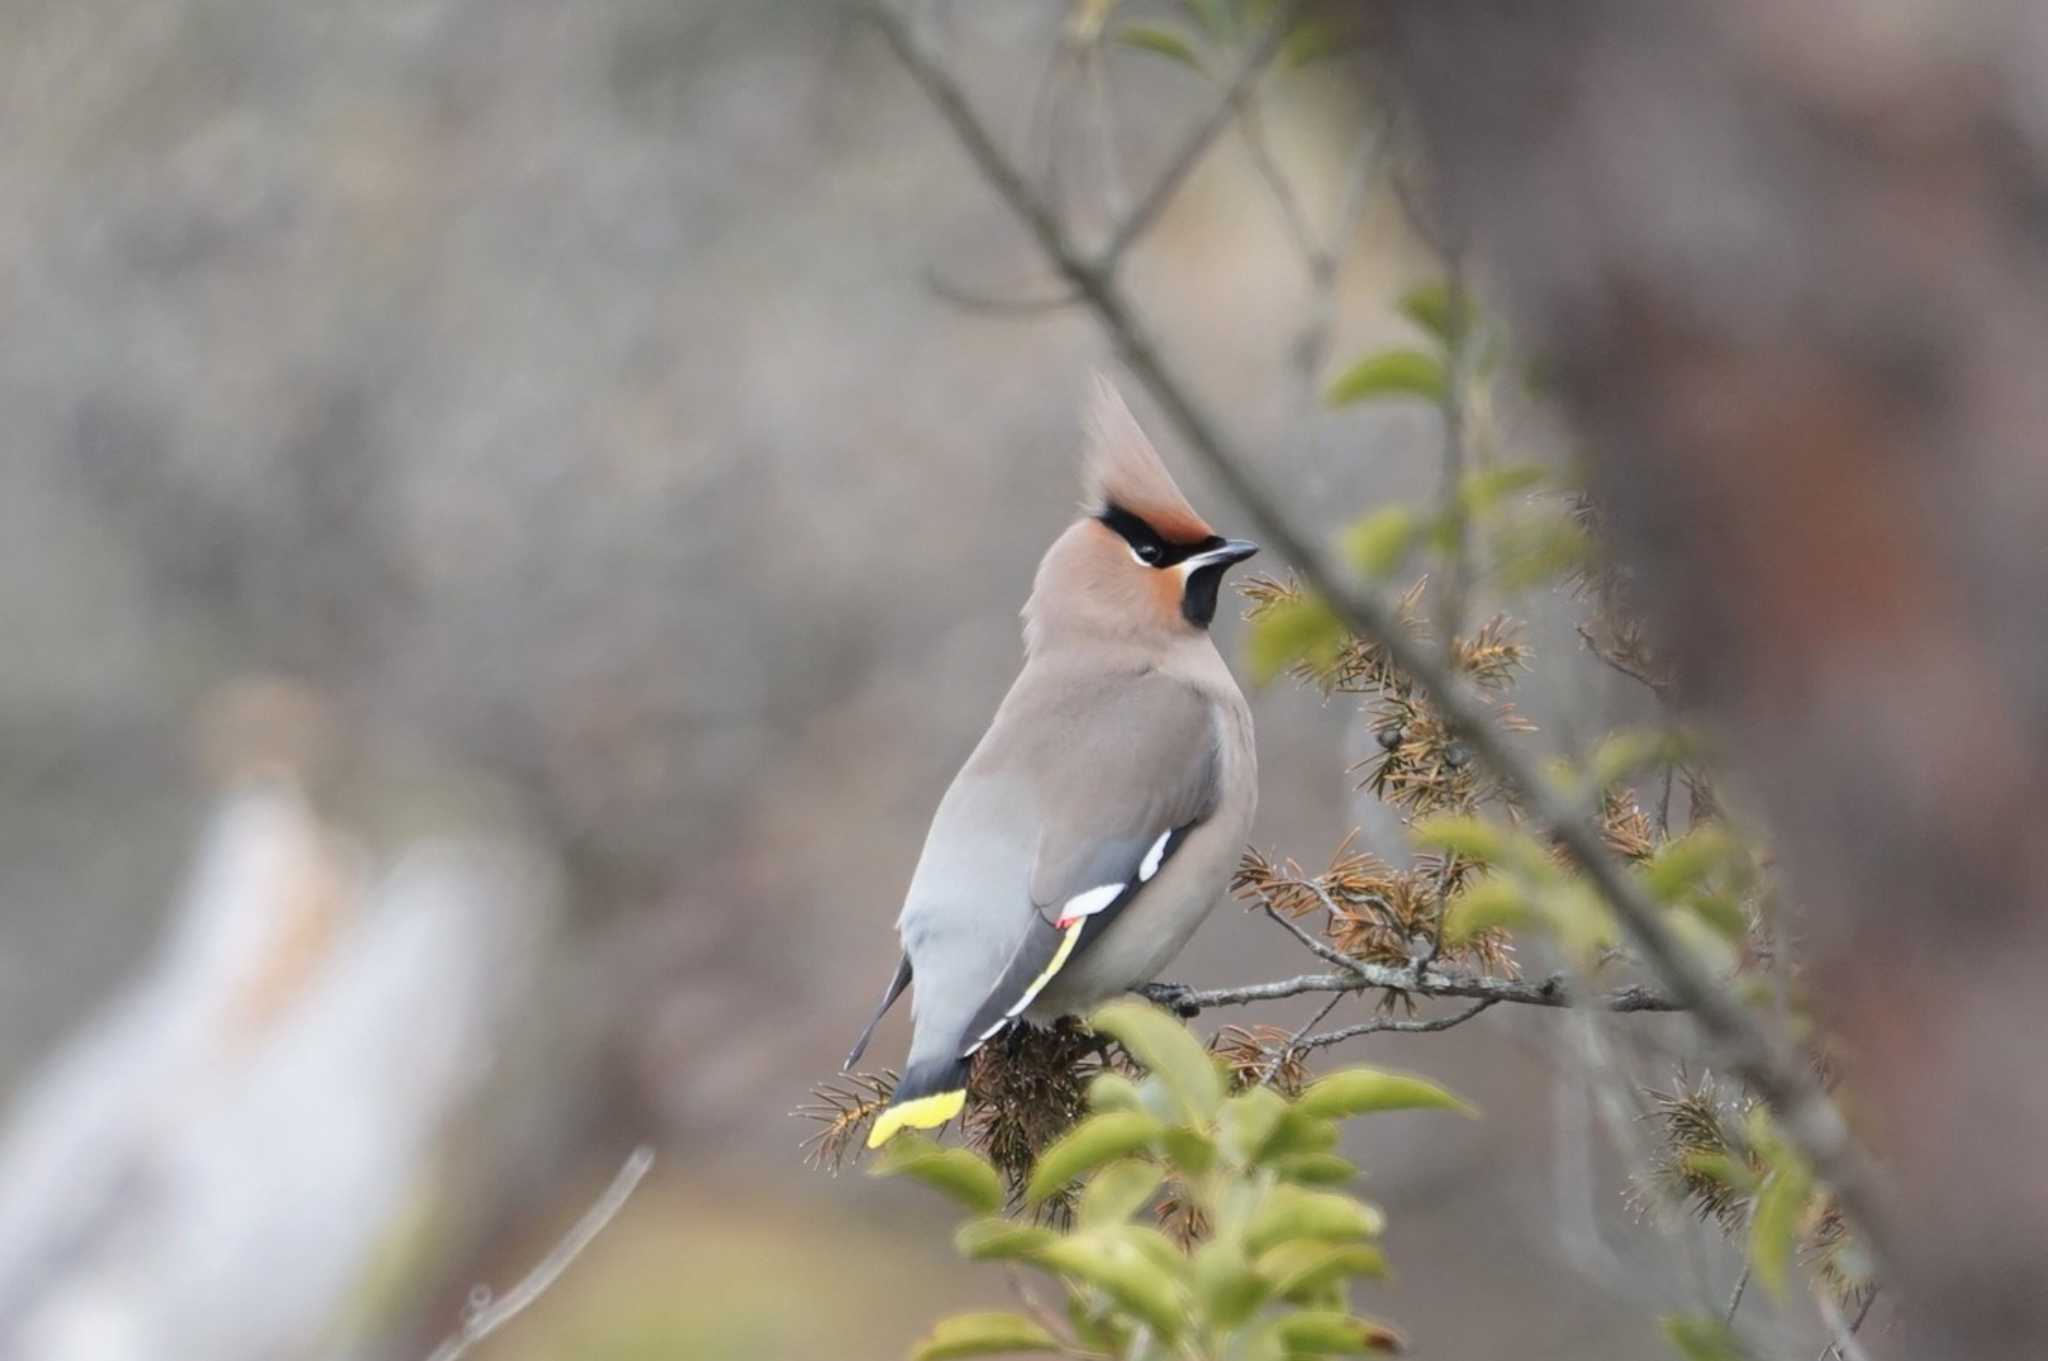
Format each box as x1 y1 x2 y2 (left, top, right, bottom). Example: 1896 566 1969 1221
1080 375 1215 543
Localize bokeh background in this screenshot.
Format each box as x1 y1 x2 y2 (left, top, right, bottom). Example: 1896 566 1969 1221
0 3 1735 1357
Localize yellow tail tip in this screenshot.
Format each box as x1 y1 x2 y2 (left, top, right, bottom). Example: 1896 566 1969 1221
866 1088 967 1148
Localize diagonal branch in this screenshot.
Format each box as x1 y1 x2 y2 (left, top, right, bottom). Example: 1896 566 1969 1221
868 0 1894 1272
424 1145 655 1361
1097 0 1305 269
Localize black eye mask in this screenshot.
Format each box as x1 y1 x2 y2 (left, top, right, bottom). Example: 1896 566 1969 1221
1097 503 1225 568
1097 503 1233 628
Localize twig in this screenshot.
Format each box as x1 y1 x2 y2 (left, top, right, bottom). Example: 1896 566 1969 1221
1816 1285 1876 1361
1145 965 1678 1013
1291 124 1383 387
1418 850 1458 971
1260 990 1348 1085
1434 259 1472 647
1298 998 1496 1050
1006 1264 1078 1349
1725 1263 1751 1323
1097 0 1304 268
1234 95 1322 273
423 1145 656 1361
924 264 1080 315
869 0 1894 1275
1576 623 1672 700
1261 902 1366 973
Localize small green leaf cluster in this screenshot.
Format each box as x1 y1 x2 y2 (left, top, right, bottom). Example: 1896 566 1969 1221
1318 280 1592 595
1427 754 1760 978
878 1000 1474 1360
1323 281 1470 412
1110 0 1360 78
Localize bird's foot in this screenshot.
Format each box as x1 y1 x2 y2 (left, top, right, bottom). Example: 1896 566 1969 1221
1140 981 1201 1018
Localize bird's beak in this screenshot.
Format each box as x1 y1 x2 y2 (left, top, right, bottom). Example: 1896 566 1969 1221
1186 538 1259 570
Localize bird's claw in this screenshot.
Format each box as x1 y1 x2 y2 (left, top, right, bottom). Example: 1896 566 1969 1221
1141 981 1201 1018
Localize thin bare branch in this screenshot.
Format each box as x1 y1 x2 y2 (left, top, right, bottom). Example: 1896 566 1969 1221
1576 623 1673 699
1097 0 1305 268
1234 95 1322 272
1299 998 1497 1050
1261 990 1349 1084
924 264 1080 315
1725 1263 1751 1324
869 0 1893 1272
1816 1284 1876 1361
424 1145 656 1361
1261 902 1365 973
1145 964 1678 1014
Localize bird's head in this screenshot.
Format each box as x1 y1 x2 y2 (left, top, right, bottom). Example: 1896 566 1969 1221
1024 376 1258 653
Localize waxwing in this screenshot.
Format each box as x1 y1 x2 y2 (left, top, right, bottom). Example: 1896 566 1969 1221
849 376 1259 1146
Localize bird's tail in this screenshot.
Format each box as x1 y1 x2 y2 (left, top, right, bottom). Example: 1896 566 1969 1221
867 1054 970 1148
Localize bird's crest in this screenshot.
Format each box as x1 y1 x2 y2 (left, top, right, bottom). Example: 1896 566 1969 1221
1081 375 1213 544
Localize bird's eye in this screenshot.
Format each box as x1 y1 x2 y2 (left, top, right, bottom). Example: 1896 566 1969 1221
1136 543 1162 565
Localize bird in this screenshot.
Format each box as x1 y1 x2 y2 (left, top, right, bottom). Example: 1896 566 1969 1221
847 375 1260 1148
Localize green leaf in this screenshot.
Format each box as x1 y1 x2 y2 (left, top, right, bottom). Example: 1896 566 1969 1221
1246 1186 1386 1255
1584 727 1671 793
1660 1314 1753 1361
1066 1294 1130 1355
1269 1310 1406 1354
1325 348 1447 405
1179 0 1233 41
1540 878 1620 965
1247 593 1346 686
1219 1085 1291 1164
1258 1109 1340 1160
1116 24 1205 70
1297 1067 1477 1120
1644 827 1742 903
1088 1071 1146 1114
910 1311 1063 1361
1161 1126 1218 1176
1680 1151 1758 1197
1027 1110 1166 1205
1493 511 1595 588
1457 463 1547 518
1109 1223 1189 1278
1687 893 1753 943
1411 814 1559 880
1079 1159 1166 1228
1269 1151 1360 1186
1193 1237 1270 1329
1407 814 1509 865
1338 507 1417 579
1283 19 1347 67
1037 1232 1187 1339
954 1217 1059 1263
1442 874 1534 943
1397 280 1474 348
1258 1241 1389 1299
1748 1158 1814 1300
1090 1000 1226 1125
870 1133 1004 1213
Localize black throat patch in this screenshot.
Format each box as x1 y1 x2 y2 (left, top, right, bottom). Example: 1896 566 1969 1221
1097 502 1229 629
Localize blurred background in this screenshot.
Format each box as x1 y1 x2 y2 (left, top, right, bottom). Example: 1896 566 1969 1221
0 2 1745 1357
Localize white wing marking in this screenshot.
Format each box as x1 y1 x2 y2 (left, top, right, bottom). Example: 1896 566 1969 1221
1138 830 1172 882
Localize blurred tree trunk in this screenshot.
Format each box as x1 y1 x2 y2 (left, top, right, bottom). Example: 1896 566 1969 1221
1383 0 2048 1353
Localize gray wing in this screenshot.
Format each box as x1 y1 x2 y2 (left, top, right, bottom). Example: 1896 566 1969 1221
1025 677 1220 916
918 670 1221 1058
